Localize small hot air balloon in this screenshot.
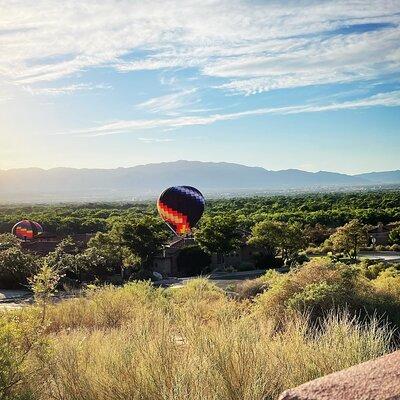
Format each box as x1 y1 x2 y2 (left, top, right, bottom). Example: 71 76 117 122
157 186 205 236
12 220 43 241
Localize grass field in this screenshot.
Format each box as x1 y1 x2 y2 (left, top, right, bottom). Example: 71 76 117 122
1 271 396 400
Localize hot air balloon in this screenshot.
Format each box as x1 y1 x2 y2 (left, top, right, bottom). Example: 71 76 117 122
157 186 205 236
12 220 43 241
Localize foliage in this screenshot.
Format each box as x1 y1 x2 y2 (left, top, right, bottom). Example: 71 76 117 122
108 216 170 268
389 226 400 244
303 223 333 246
44 238 80 277
329 219 368 259
254 258 400 327
0 247 38 289
248 220 305 265
0 310 47 400
1 191 400 237
194 214 243 255
0 279 394 400
29 264 60 306
0 234 20 252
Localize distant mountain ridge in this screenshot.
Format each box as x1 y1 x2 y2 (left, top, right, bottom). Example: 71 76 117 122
0 160 399 202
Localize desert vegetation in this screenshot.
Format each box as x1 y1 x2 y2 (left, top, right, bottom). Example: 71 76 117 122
1 257 399 400
1 190 400 289
1 191 400 399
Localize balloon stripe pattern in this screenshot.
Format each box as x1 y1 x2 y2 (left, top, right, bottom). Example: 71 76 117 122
12 220 43 240
157 186 205 235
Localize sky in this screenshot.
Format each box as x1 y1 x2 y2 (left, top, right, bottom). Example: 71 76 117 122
0 0 399 174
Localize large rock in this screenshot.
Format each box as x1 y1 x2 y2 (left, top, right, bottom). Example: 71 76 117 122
279 351 400 400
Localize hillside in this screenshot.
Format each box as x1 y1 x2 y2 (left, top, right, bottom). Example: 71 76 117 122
0 161 398 202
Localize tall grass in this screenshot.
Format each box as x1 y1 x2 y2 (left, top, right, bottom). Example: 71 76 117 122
1 278 395 400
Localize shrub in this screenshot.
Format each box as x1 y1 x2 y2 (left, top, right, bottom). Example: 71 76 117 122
46 281 166 331
4 307 393 400
236 277 267 299
0 309 47 400
357 260 400 280
390 243 400 252
389 226 400 245
254 258 400 327
0 247 38 289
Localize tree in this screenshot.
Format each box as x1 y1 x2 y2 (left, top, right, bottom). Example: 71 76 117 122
113 216 170 268
194 214 242 255
0 234 20 251
247 221 281 257
247 221 305 266
29 262 60 321
389 226 400 245
302 224 333 246
329 219 368 260
0 247 38 289
87 231 125 271
44 237 81 278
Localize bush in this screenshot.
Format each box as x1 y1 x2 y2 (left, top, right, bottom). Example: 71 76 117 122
0 247 38 289
2 295 393 400
390 244 400 252
236 277 267 299
0 309 47 400
254 258 400 327
357 260 400 280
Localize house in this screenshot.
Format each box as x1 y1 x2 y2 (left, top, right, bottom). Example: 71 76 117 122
152 237 196 276
152 236 271 277
210 241 272 270
368 223 396 245
20 233 95 256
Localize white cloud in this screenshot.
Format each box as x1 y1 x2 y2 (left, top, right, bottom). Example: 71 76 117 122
62 90 400 136
1 0 399 95
138 137 174 143
135 88 198 114
23 83 111 95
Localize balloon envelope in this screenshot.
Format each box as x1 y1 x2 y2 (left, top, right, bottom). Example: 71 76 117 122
12 220 43 240
157 186 205 235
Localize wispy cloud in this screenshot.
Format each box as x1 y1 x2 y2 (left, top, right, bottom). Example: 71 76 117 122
62 90 400 137
1 0 399 95
23 83 112 95
138 137 175 143
135 88 198 114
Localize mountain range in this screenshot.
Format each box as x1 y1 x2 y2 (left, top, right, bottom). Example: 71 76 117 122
0 160 399 202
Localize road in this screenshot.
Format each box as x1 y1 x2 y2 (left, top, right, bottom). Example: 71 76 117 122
358 251 400 262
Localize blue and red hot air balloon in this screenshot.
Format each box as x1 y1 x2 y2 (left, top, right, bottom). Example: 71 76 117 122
12 220 43 240
157 186 205 236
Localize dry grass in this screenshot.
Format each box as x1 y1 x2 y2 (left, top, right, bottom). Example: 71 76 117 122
1 278 395 400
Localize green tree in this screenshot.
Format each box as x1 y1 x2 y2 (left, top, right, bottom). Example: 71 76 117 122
194 214 242 255
87 231 124 271
29 262 61 322
389 226 400 245
248 221 305 265
0 247 38 289
330 219 368 260
0 234 19 251
44 237 81 278
113 216 170 268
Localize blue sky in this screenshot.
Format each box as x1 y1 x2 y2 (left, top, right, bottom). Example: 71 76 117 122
0 0 399 174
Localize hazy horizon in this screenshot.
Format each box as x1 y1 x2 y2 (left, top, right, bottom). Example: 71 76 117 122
0 159 399 176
